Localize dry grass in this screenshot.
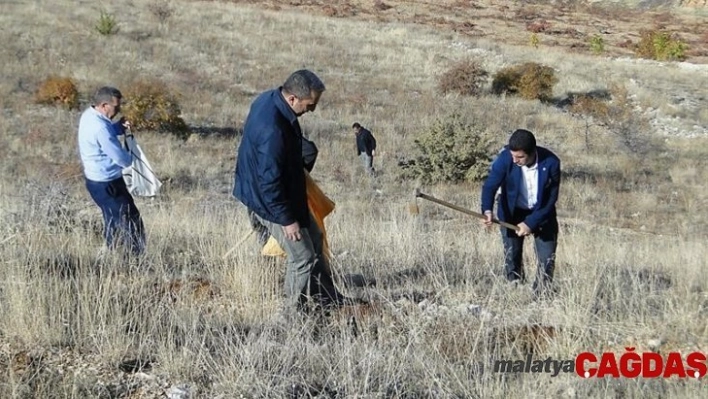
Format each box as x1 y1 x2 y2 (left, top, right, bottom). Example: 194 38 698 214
1 0 708 397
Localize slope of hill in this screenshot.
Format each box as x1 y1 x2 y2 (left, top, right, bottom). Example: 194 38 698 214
1 0 707 397
218 0 708 64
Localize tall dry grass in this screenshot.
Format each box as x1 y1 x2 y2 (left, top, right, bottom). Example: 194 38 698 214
1 0 707 397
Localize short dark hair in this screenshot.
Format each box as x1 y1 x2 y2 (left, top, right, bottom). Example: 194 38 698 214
93 86 122 106
352 122 361 129
508 129 536 154
282 70 325 99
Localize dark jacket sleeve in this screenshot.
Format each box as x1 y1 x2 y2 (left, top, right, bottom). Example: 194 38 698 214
256 126 295 226
481 151 508 214
368 132 377 152
301 136 318 172
524 158 561 230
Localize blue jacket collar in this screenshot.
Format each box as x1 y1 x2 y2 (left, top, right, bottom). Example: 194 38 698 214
273 87 298 125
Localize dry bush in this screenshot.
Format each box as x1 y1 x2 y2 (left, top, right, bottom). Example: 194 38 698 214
121 79 189 139
652 12 676 26
35 76 79 109
491 62 558 101
701 30 708 46
437 59 488 96
514 7 542 21
635 29 688 61
148 0 174 24
373 0 393 11
526 20 551 33
584 3 636 22
322 4 356 18
618 38 634 49
398 113 494 184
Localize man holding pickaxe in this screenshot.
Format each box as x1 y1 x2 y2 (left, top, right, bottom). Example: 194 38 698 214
480 129 561 299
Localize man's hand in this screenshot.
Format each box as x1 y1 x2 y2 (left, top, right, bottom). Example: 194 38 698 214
119 117 132 134
371 150 376 157
516 222 532 237
482 211 494 230
283 222 301 241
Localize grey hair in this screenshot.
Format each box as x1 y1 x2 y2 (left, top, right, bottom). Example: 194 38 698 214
92 86 122 106
282 70 325 99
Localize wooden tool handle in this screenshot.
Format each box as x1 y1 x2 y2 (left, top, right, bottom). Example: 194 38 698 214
415 191 520 232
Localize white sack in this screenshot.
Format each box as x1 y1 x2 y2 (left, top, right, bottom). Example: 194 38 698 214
122 135 162 197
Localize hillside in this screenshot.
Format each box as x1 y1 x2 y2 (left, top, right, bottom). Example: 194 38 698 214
219 0 708 64
1 0 707 398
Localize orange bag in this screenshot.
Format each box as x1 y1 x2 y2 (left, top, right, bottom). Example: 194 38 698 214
261 171 335 263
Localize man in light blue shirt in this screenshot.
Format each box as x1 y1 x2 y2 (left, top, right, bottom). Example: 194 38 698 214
78 86 145 256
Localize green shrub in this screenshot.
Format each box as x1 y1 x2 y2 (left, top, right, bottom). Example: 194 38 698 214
121 80 189 139
437 59 488 96
635 29 687 61
491 62 558 101
35 76 79 109
529 33 540 48
590 35 605 54
95 11 117 36
398 114 495 184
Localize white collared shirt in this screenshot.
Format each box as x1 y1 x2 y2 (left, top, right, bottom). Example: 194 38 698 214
516 161 538 209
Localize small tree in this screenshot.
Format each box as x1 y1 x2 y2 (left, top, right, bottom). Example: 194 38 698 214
590 35 605 54
95 11 117 36
570 84 656 155
569 94 609 150
529 33 540 48
398 114 495 184
603 83 652 153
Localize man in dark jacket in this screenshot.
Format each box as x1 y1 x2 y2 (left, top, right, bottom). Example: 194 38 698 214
352 122 377 176
480 129 561 298
248 136 319 247
233 70 344 313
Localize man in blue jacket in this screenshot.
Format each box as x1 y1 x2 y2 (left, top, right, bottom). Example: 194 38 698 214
233 70 345 314
480 129 561 298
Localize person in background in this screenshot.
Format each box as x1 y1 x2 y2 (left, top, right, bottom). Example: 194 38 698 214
352 122 377 177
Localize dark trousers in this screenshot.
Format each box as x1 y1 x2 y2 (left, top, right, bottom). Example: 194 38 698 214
501 208 558 292
85 177 145 255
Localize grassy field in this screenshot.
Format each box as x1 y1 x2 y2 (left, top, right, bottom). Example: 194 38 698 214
1 0 708 397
